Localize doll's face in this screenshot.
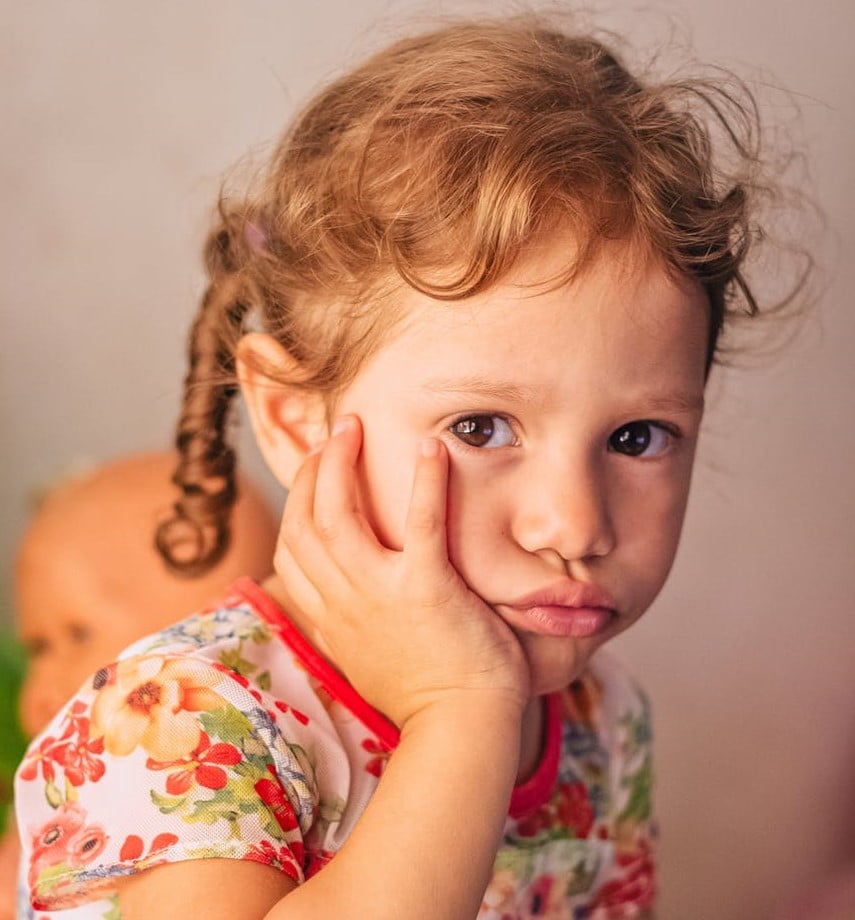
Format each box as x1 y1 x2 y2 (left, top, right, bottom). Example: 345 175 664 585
15 454 278 737
330 234 709 695
16 551 135 737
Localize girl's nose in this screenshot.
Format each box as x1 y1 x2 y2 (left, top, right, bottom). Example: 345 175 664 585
512 461 616 564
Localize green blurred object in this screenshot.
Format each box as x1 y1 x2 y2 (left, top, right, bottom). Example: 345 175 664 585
0 626 27 835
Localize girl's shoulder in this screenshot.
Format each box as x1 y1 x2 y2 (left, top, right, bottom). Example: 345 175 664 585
120 576 276 660
14 579 324 914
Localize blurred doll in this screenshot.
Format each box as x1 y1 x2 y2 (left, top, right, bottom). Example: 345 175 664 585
0 450 278 918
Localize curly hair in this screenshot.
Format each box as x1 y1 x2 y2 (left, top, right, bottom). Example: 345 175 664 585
156 13 806 575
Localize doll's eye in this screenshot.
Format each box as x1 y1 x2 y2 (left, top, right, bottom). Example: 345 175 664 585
608 421 674 457
448 415 516 449
68 623 92 644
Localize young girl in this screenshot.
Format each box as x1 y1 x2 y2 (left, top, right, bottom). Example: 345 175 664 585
16 14 789 920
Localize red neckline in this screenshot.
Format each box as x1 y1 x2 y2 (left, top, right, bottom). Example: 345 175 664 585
233 577 400 748
232 577 560 815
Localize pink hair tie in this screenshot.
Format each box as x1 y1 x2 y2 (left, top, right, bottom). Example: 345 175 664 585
244 221 267 252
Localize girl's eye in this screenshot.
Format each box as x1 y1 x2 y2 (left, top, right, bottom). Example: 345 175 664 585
608 421 673 457
448 415 516 449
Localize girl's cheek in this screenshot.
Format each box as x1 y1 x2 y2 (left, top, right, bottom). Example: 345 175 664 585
444 459 495 569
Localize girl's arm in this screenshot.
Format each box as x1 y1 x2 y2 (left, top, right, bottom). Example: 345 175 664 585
118 696 521 920
119 420 529 919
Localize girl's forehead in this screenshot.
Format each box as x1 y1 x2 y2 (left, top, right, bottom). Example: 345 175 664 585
350 239 709 397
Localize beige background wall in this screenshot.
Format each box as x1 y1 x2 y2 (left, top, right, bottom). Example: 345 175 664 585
2 2 853 918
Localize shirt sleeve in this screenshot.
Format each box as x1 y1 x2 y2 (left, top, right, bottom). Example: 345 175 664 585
15 651 312 913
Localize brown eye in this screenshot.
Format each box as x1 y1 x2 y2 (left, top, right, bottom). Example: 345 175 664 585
448 415 514 449
609 421 672 457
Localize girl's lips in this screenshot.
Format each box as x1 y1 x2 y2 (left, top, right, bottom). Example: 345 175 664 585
495 579 619 638
498 603 616 639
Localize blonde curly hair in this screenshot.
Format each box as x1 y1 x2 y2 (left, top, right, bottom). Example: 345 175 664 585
157 13 806 576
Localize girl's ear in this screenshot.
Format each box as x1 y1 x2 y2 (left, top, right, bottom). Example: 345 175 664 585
236 333 328 489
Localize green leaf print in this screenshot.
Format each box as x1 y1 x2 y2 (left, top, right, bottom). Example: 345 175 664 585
257 670 272 691
45 780 64 808
200 706 258 747
150 790 188 813
219 646 258 679
619 755 652 824
35 860 73 895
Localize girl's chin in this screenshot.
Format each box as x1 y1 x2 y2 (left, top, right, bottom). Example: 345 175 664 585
518 632 605 696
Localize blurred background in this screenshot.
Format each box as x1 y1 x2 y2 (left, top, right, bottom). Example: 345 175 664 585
1 1 852 917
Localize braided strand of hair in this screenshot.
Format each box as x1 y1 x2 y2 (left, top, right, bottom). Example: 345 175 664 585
155 223 249 576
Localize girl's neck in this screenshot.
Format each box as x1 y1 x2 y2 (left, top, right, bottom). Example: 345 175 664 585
258 573 544 782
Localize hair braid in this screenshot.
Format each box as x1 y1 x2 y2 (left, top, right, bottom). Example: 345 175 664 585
155 224 250 576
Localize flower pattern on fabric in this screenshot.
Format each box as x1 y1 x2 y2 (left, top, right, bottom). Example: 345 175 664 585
91 657 223 761
16 579 656 919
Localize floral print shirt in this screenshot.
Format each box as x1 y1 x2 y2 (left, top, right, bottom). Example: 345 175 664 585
15 578 655 919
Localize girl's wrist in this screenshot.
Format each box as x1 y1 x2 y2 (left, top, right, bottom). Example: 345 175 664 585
398 687 527 751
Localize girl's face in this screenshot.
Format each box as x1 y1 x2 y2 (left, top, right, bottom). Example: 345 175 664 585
333 235 709 696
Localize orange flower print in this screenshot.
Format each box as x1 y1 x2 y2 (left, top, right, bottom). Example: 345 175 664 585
91 656 223 761
146 731 243 794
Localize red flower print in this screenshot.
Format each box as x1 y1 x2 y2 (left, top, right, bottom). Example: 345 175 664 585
515 781 595 840
555 781 594 839
305 848 335 879
245 840 301 881
119 833 179 863
528 875 555 916
274 700 310 725
516 808 552 838
255 764 299 835
21 701 108 791
147 731 242 794
361 737 392 777
593 845 656 910
52 734 106 787
19 735 59 786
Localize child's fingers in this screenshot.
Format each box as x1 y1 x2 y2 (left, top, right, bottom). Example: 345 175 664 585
277 448 350 599
403 438 451 575
312 415 385 571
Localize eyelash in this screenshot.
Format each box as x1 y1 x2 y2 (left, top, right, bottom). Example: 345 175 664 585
607 420 680 458
447 413 518 450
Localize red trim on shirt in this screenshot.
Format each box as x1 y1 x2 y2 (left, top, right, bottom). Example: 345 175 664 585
232 577 559 813
233 577 400 749
508 692 560 818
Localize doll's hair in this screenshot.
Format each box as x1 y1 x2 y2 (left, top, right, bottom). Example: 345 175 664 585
156 13 808 576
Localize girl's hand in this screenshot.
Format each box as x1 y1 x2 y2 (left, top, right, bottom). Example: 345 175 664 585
274 415 530 729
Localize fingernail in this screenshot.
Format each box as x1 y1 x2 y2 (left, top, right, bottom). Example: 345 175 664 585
332 416 353 437
420 438 440 457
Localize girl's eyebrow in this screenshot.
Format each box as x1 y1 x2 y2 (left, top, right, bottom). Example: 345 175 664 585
423 375 541 403
639 394 706 414
423 375 705 414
